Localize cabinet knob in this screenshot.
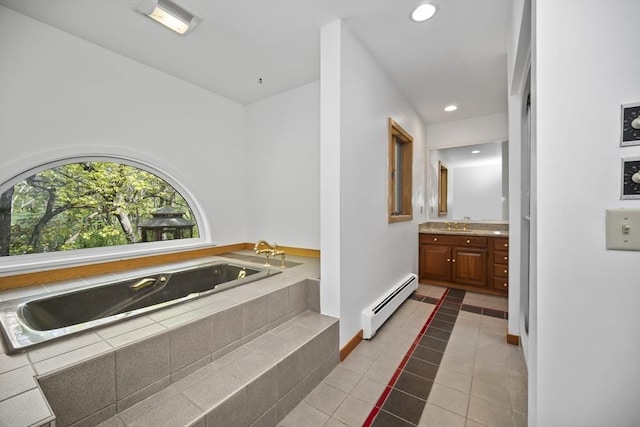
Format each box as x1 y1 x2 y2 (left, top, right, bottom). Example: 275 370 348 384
466 239 470 244
452 259 456 263
447 258 451 262
504 269 508 274
504 243 508 247
503 256 508 261
434 237 438 242
503 283 508 287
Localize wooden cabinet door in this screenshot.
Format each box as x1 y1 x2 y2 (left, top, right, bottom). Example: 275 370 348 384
420 244 452 282
452 248 487 287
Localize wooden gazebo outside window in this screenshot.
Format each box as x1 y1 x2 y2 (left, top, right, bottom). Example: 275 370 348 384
138 206 195 242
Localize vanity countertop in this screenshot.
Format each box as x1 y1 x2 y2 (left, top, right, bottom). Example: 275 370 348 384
419 221 509 237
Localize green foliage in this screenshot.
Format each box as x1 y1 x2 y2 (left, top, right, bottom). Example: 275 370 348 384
2 161 199 256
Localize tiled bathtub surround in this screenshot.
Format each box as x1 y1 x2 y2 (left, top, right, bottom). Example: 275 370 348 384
0 253 322 427
97 311 339 427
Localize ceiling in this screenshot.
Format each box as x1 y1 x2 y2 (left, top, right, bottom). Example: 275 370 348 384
0 0 511 125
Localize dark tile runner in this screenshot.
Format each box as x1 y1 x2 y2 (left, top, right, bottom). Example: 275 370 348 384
363 289 508 426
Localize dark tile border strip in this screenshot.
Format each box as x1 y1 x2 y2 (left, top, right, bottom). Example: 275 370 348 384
461 304 508 319
411 293 508 319
363 289 452 426
364 289 510 426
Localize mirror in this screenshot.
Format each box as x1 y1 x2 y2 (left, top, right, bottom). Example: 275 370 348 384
428 141 508 221
438 161 448 216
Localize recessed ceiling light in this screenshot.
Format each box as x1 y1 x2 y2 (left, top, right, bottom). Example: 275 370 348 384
471 150 480 154
444 105 458 112
137 0 202 35
411 3 438 22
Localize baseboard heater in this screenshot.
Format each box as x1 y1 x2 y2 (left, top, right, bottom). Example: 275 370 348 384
362 273 418 339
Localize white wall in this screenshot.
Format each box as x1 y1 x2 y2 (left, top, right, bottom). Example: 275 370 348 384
534 0 640 424
0 6 247 248
245 81 320 249
1 6 323 263
426 112 508 149
506 0 529 391
452 165 502 220
321 20 428 346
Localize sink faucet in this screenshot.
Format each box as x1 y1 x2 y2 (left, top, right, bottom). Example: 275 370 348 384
254 240 286 269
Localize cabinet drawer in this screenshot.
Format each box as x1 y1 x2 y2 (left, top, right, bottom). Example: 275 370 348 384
493 264 509 277
493 237 509 250
494 250 508 264
420 234 487 247
494 276 509 290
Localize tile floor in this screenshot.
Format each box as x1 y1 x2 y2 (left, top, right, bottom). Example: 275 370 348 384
279 284 527 427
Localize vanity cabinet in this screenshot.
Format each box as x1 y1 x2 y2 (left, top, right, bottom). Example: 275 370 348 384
419 233 507 295
490 237 509 291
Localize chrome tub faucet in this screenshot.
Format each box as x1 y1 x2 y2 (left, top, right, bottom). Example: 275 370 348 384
254 240 286 268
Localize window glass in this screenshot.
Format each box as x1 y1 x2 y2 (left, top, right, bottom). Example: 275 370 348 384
388 118 413 222
0 161 199 256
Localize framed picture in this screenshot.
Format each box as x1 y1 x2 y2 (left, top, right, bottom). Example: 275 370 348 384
621 156 640 200
620 102 640 146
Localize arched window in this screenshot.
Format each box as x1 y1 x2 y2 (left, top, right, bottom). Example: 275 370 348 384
0 157 205 269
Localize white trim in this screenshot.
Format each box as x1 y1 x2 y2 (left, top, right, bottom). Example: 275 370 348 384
0 146 213 276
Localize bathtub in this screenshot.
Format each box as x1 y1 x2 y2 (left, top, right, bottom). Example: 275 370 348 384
0 261 280 353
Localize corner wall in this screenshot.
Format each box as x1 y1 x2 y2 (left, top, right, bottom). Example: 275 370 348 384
0 6 247 246
534 0 640 424
245 81 320 249
320 20 428 346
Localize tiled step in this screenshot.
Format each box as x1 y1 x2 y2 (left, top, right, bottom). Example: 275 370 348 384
97 310 339 427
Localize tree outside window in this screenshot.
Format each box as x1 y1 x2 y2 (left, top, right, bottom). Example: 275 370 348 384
0 161 199 257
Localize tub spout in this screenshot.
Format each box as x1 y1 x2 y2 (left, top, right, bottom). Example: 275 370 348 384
130 276 166 290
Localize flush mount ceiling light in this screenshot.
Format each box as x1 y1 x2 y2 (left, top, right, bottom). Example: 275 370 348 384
411 3 438 22
471 150 481 154
136 0 201 35
444 104 458 112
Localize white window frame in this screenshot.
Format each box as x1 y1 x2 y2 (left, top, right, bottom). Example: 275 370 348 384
0 154 211 276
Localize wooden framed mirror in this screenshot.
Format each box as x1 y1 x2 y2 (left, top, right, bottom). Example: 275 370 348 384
438 161 448 216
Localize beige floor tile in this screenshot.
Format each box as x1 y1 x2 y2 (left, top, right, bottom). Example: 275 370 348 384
331 395 372 427
457 311 482 325
364 357 399 385
477 331 506 349
434 366 472 394
470 377 511 408
450 324 480 341
278 401 328 427
479 317 507 335
324 417 350 427
467 395 513 427
455 316 482 329
418 402 466 427
427 383 469 417
440 350 475 376
473 359 509 387
446 337 477 355
339 352 375 376
465 418 487 427
323 366 362 394
513 410 527 427
510 389 527 414
304 382 347 416
480 295 508 311
474 345 508 367
508 370 527 392
349 376 386 406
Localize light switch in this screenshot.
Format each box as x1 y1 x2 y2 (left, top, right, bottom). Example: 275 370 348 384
606 208 640 251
